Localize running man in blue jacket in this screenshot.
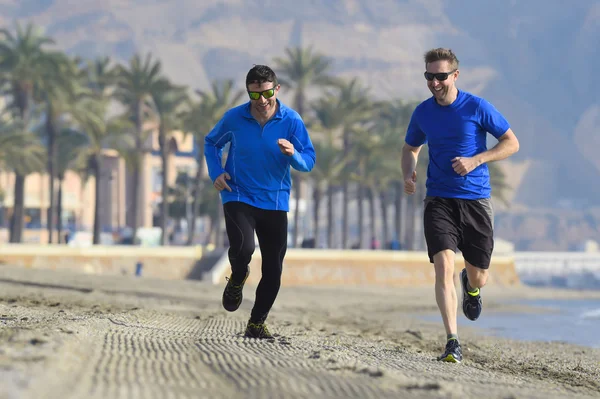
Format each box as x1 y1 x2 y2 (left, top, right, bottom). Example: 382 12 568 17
402 48 519 362
205 64 316 339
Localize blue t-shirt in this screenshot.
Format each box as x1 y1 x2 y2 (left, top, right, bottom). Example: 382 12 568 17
405 90 510 199
204 99 316 211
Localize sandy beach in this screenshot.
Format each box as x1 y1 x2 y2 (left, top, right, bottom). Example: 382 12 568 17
1 265 599 399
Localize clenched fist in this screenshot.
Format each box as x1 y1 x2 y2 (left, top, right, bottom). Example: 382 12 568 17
451 156 480 176
277 139 295 156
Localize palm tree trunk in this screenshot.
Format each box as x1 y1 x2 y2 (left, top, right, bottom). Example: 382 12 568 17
327 183 334 249
9 173 26 243
292 176 301 248
205 216 215 246
413 184 425 251
57 178 63 243
341 131 350 249
342 182 348 249
130 161 140 244
380 190 389 249
10 87 31 244
46 108 57 244
294 89 305 118
358 184 365 249
92 155 102 245
403 194 412 250
368 187 376 248
15 85 31 125
159 127 169 246
394 181 402 243
130 100 144 245
405 188 421 250
357 158 366 249
312 182 321 248
187 140 205 245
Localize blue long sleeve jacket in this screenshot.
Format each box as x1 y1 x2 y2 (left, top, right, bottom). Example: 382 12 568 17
204 99 316 211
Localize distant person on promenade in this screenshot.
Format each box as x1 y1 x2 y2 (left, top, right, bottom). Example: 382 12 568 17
401 48 520 362
205 64 316 339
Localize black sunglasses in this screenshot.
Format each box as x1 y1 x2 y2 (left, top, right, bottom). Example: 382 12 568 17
247 87 276 100
424 70 457 81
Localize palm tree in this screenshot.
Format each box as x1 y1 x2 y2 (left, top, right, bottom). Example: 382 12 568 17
81 56 115 97
310 93 352 247
373 99 418 247
304 78 376 248
113 52 164 244
55 128 89 243
348 125 377 249
70 96 129 244
0 23 59 124
183 79 244 245
0 22 64 242
273 46 339 248
150 79 189 245
329 78 374 248
35 54 80 243
0 117 46 243
0 113 37 152
273 46 339 117
367 152 400 248
310 134 348 248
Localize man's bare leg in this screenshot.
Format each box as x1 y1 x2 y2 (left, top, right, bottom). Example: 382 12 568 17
433 249 457 336
464 260 488 290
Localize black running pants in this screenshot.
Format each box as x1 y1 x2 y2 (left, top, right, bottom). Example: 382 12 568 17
223 201 288 323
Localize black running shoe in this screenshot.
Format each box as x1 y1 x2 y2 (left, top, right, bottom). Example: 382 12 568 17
222 270 249 312
460 268 482 321
244 321 274 340
437 339 462 363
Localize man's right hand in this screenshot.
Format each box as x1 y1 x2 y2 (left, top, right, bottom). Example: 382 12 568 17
213 172 232 192
404 170 417 195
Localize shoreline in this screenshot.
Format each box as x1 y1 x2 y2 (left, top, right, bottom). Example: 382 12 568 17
419 297 600 349
1 265 599 399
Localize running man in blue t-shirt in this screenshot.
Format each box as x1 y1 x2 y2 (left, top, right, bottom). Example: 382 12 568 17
401 48 520 363
205 65 316 339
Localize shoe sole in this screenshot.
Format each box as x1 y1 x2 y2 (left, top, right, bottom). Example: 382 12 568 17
460 269 480 321
439 354 461 363
222 299 242 312
244 333 275 340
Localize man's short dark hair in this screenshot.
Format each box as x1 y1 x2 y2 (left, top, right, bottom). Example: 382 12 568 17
246 65 278 88
424 48 459 70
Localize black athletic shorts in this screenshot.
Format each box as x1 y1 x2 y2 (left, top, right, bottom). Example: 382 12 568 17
423 196 494 269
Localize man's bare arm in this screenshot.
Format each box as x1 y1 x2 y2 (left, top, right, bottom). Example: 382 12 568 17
401 143 422 179
475 128 520 165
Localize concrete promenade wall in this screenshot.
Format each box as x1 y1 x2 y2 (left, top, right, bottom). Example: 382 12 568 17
238 250 519 287
0 245 521 287
0 245 203 280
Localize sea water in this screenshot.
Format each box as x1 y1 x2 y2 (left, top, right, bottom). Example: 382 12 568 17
458 298 600 348
458 253 600 348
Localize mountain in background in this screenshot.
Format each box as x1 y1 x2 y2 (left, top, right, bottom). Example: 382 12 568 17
1 0 599 248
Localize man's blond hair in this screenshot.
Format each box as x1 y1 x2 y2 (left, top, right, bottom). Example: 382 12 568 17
424 48 459 70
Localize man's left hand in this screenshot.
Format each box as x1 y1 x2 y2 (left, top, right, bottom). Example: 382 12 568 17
278 139 295 156
451 156 480 176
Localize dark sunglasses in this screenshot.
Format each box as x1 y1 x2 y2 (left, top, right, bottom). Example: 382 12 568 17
424 70 457 81
247 88 276 100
